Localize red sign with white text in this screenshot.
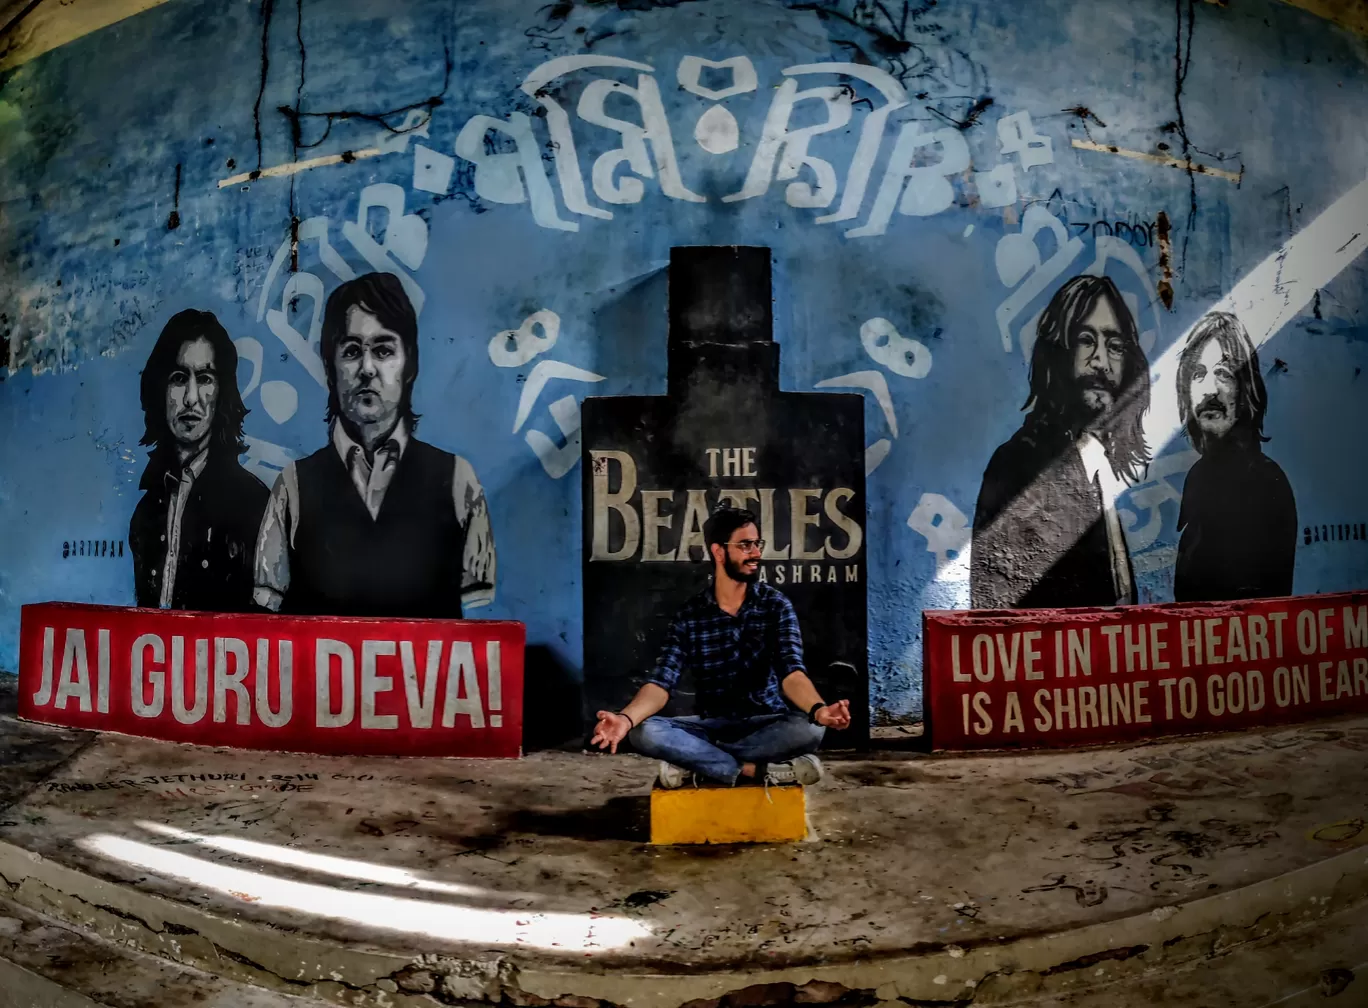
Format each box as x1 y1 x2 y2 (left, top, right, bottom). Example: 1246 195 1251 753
924 592 1368 751
18 603 523 757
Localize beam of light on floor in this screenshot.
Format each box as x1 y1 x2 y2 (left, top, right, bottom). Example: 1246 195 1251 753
134 821 538 902
80 833 650 953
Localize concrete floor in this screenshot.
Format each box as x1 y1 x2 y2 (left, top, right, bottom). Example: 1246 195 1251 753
0 875 1365 1008
0 702 1365 1007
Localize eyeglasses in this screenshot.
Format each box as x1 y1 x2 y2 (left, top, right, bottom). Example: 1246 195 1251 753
727 539 765 554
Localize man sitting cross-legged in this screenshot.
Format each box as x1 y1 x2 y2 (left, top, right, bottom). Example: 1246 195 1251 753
591 506 851 788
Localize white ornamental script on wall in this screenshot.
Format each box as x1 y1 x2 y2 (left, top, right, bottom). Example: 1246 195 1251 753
453 55 1054 239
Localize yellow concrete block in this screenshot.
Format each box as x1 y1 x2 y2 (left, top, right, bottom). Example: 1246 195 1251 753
649 783 807 844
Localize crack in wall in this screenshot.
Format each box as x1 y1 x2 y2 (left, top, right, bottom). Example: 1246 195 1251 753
167 162 181 230
252 0 275 177
250 0 452 271
1172 0 1198 271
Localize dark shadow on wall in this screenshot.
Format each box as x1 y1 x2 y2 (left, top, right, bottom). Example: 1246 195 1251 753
589 265 668 396
522 645 584 752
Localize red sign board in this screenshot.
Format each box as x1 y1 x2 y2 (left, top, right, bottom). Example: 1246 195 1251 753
924 591 1368 751
18 603 524 758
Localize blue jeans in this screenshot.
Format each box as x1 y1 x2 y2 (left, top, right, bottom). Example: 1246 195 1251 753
629 711 825 785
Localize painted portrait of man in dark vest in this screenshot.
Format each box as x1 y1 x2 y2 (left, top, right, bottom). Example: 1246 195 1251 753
129 310 269 612
253 272 495 618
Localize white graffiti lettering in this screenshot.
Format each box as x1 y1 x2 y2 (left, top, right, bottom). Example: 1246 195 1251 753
489 309 560 368
847 124 970 237
859 317 933 379
578 74 703 205
998 111 1054 169
994 205 1086 354
907 493 972 582
1122 449 1199 554
520 55 655 221
487 310 605 480
339 183 428 313
412 143 456 195
452 112 576 231
814 313 931 475
724 77 852 207
450 55 1052 239
677 55 758 100
815 369 897 475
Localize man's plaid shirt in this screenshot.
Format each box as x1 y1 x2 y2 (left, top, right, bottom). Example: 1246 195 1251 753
646 581 806 719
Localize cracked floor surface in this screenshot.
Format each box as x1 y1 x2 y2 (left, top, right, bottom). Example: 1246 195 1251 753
0 708 1364 976
1 883 1364 1008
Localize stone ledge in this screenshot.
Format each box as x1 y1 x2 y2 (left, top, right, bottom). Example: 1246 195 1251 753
0 886 311 1008
2 835 1366 1008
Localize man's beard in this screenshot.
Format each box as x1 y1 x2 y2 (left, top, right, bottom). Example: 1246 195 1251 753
1194 392 1239 442
1075 373 1125 432
723 553 760 584
1079 373 1119 407
1195 393 1228 422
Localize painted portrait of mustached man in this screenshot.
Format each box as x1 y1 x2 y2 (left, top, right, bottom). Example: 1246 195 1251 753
971 275 1151 610
253 271 496 618
1174 312 1296 601
129 310 269 611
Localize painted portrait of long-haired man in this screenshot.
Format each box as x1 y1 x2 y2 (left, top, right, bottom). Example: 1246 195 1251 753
1173 311 1296 601
128 309 269 611
971 275 1151 609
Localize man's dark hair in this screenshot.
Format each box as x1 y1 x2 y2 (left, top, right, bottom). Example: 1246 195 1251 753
704 506 759 552
139 309 247 456
1024 274 1151 482
1177 311 1267 454
320 272 421 430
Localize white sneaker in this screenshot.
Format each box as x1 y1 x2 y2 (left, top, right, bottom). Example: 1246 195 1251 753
764 754 823 786
657 762 692 789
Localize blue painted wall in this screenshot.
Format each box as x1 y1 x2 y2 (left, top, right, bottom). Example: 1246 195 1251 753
1 0 1366 721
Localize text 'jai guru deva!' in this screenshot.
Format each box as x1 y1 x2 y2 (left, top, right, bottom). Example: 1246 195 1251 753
30 630 507 732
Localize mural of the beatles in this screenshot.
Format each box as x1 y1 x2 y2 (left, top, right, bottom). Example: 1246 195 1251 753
253 271 496 617
1173 312 1296 601
129 279 1286 625
129 310 269 611
971 275 1151 609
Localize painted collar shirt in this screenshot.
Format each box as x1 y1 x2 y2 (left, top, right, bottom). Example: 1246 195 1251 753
252 420 496 612
646 581 804 720
1076 433 1134 606
158 447 210 609
334 421 407 520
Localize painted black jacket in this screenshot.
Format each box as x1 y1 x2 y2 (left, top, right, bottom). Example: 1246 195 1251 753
1174 442 1296 602
129 447 269 612
970 423 1136 610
